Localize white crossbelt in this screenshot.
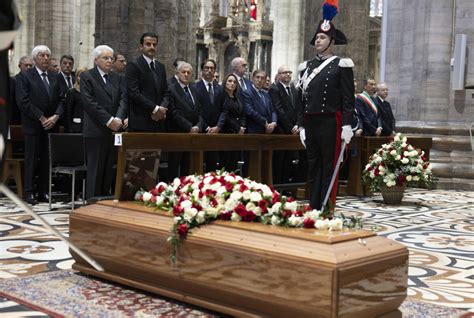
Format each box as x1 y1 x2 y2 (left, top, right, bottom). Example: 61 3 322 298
300 55 338 92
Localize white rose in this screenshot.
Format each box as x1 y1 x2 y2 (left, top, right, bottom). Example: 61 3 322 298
288 215 304 227
401 142 407 148
155 182 168 190
174 216 181 224
413 176 420 181
396 155 401 160
216 186 227 197
304 210 320 220
375 157 382 164
180 200 192 209
253 207 262 216
250 191 262 202
260 185 273 197
224 198 238 211
403 151 409 157
231 212 241 222
246 202 256 210
242 190 251 201
210 182 222 191
230 191 243 201
284 201 298 211
406 175 412 182
328 219 343 231
390 150 397 156
394 134 400 142
401 158 409 164
365 164 371 170
426 164 432 172
270 202 282 214
271 215 282 225
173 178 181 189
192 189 200 201
142 192 152 202
369 172 375 179
203 176 213 184
224 175 235 183
155 196 164 206
183 207 198 222
196 211 206 224
315 219 329 230
402 136 407 143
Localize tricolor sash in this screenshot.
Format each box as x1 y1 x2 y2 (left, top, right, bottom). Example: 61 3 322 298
358 91 378 114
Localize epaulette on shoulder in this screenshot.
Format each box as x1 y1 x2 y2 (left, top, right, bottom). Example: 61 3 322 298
338 58 354 68
298 61 308 72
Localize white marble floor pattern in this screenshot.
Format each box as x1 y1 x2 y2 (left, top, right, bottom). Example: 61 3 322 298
0 188 473 316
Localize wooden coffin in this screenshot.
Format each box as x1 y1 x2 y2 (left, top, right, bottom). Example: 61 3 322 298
69 201 408 318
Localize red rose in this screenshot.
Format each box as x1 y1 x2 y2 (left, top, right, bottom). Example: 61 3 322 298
282 210 292 218
294 210 303 217
303 218 315 228
397 175 406 185
225 182 234 192
150 187 160 196
239 184 248 192
234 203 247 216
272 192 280 204
192 202 203 210
157 185 166 193
374 169 380 176
304 205 312 211
258 200 268 214
210 198 218 207
220 211 232 220
198 181 204 189
177 223 188 238
150 195 157 203
242 210 256 222
198 191 204 198
287 197 295 203
173 205 184 216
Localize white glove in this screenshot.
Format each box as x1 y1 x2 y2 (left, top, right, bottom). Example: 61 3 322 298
341 125 354 144
299 128 306 148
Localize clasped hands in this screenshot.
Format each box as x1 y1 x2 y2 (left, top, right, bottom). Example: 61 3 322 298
151 106 168 121
40 114 59 130
265 121 277 134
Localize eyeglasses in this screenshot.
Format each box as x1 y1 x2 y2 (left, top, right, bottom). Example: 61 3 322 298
100 56 114 61
279 71 292 75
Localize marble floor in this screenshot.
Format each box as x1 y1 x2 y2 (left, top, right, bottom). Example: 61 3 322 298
0 188 473 316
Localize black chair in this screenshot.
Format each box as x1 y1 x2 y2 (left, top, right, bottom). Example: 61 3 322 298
48 133 87 211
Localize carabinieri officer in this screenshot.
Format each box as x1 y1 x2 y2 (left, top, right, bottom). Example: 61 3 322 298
296 0 355 212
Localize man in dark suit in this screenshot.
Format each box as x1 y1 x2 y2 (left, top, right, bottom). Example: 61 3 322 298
356 78 382 136
375 83 396 136
192 58 227 172
57 55 75 94
243 69 277 134
269 65 299 184
168 62 205 179
81 45 127 199
230 57 252 100
126 32 170 133
9 56 33 125
16 45 63 204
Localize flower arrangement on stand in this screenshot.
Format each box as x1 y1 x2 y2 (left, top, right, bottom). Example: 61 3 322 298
362 133 434 204
136 170 362 263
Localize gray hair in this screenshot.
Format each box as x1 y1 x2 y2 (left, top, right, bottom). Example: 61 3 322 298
31 45 51 60
93 45 114 59
176 61 193 72
230 57 244 72
19 55 32 64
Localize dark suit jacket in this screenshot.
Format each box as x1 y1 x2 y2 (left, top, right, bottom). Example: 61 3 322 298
9 74 22 124
126 55 171 132
355 93 381 136
168 79 204 133
235 76 253 103
80 67 128 138
192 80 227 129
243 85 277 134
269 82 297 134
56 72 75 96
375 96 395 136
16 67 63 134
64 87 83 133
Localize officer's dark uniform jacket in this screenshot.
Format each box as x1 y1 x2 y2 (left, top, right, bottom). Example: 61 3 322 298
296 56 354 127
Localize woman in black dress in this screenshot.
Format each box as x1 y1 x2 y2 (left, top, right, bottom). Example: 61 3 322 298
64 67 87 133
220 73 246 172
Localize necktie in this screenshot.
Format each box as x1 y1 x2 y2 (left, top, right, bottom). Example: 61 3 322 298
150 61 155 71
41 73 50 96
240 78 246 90
184 86 194 106
208 82 214 103
286 86 294 107
103 74 108 85
103 74 112 94
66 76 72 88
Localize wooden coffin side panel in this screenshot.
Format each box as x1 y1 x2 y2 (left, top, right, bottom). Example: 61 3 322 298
69 203 408 318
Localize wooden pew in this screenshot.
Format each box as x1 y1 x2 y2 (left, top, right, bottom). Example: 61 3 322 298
113 133 304 200
346 136 433 196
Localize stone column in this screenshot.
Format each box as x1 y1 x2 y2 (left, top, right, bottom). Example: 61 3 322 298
269 0 305 79
384 0 473 123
